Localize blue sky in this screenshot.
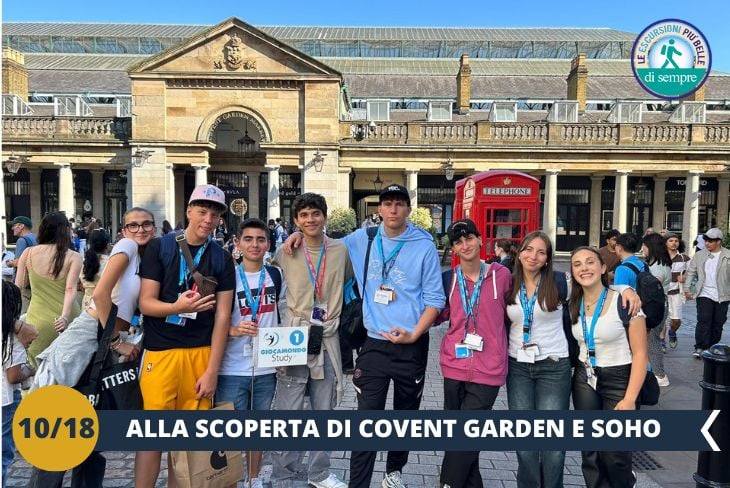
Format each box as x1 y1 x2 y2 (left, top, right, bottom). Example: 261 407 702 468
3 0 729 73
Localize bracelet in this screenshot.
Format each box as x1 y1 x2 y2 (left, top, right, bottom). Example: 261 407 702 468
15 320 24 335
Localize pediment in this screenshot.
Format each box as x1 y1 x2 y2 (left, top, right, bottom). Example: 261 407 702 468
129 17 340 78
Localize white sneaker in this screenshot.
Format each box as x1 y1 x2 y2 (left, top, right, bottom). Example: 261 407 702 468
656 374 670 387
382 471 407 488
309 473 347 488
250 478 264 488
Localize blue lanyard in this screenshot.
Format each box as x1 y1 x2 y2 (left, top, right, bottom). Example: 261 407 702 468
178 237 211 288
302 240 326 302
519 278 540 344
457 263 485 334
237 265 267 322
580 287 609 368
376 228 404 284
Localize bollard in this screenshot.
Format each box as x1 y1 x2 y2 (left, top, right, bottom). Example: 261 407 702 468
694 344 730 488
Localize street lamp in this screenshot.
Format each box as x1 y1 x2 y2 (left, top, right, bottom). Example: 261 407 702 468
237 119 256 156
373 169 383 192
131 147 152 168
3 153 28 175
441 157 455 181
312 149 326 172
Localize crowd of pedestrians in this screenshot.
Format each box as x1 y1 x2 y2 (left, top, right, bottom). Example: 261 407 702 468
2 182 729 488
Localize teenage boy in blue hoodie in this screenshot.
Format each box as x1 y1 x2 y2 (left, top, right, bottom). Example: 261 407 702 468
283 184 445 488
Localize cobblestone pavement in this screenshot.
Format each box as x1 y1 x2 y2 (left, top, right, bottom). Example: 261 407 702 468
5 284 725 487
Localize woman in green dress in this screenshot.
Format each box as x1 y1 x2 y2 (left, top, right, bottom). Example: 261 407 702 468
15 212 82 366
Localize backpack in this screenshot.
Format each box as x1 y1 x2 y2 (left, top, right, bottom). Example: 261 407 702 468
616 299 660 406
340 227 378 349
159 232 228 281
619 261 666 329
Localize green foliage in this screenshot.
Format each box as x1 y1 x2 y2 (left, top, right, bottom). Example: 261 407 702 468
327 207 357 235
408 207 433 231
440 234 451 248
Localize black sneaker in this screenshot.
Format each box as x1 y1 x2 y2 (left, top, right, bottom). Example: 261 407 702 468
669 330 678 349
693 348 703 358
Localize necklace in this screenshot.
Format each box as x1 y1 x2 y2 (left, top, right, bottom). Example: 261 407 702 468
584 297 600 313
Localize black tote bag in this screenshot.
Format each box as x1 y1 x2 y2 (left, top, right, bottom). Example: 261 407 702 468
74 304 143 410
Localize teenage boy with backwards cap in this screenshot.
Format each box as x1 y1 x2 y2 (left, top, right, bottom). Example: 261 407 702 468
684 228 730 357
438 219 511 488
135 184 236 487
283 184 444 488
269 192 350 488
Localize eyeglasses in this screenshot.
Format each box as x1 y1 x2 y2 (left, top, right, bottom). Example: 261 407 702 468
124 221 155 233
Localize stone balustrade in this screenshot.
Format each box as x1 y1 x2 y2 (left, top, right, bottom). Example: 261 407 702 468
3 116 131 140
341 121 730 146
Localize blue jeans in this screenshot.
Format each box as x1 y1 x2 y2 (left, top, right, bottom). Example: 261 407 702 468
2 389 21 487
216 373 276 411
507 357 572 488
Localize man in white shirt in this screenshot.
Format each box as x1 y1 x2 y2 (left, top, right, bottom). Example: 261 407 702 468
685 228 730 357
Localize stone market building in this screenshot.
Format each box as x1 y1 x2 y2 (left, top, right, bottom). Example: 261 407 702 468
2 17 729 252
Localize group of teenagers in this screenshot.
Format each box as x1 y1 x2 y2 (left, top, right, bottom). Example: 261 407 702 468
2 179 727 488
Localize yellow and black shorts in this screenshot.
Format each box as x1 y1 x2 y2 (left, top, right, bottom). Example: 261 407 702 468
139 346 213 411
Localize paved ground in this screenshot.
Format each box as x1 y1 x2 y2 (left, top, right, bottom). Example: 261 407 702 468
5 266 727 487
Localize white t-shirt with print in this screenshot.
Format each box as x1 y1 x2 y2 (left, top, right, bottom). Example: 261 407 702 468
220 266 286 376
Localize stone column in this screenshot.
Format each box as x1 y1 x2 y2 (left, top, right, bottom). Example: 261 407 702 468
542 170 560 246
192 164 209 186
717 176 730 234
589 176 604 247
405 170 419 208
56 163 75 217
337 167 352 210
612 170 631 233
175 170 185 225
248 171 260 219
652 176 668 231
90 169 104 219
266 165 281 221
682 170 702 252
27 168 42 229
126 166 133 210
165 163 175 230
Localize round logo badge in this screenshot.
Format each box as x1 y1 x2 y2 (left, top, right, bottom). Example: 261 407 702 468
631 19 711 99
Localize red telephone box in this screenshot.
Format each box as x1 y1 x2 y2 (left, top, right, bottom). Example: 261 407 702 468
454 170 540 261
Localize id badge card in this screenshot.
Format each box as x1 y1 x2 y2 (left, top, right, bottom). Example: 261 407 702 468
585 363 597 390
374 288 392 305
179 311 197 320
243 343 254 357
455 343 472 359
310 302 328 326
516 343 539 363
165 314 186 327
464 333 483 351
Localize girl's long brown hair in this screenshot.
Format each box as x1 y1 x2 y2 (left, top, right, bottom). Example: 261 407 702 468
507 231 560 312
37 211 71 279
568 246 610 324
